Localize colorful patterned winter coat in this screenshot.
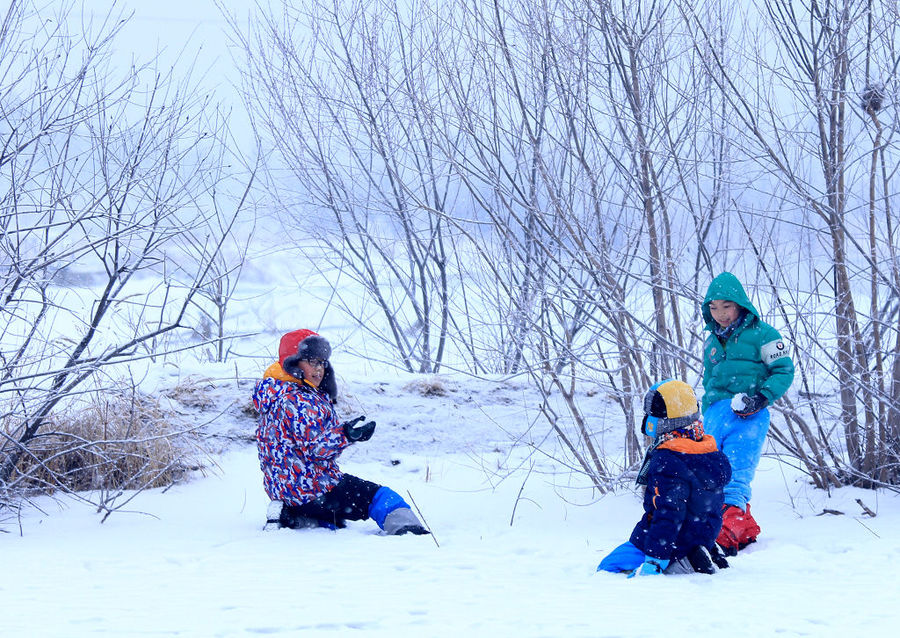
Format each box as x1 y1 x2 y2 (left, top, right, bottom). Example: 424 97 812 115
701 272 795 412
253 363 349 505
629 435 731 561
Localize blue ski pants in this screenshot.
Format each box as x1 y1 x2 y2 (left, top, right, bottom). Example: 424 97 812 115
703 399 770 509
597 541 645 573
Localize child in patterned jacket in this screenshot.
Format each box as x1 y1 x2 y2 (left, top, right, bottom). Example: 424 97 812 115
253 328 429 535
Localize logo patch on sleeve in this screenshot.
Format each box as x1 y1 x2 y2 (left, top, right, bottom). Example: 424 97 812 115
761 340 789 364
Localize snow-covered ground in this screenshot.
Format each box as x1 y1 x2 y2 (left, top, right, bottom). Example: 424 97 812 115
4 3 898 636
4 354 899 637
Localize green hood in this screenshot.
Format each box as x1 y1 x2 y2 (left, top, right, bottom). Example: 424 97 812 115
702 272 759 327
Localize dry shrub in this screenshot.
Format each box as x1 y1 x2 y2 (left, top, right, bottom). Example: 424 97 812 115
164 376 219 410
403 377 451 397
8 384 209 495
240 400 259 419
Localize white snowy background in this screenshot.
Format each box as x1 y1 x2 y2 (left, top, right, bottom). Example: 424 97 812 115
3 2 900 637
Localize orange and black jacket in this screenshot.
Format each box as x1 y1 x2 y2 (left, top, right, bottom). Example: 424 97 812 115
628 436 731 562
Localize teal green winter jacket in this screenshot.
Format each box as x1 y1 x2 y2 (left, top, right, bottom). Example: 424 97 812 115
701 272 795 412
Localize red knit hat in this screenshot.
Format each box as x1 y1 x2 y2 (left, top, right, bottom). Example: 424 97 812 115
278 329 318 364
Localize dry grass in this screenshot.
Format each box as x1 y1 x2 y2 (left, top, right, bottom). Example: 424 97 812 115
163 377 219 410
403 376 451 397
6 383 209 495
240 400 259 419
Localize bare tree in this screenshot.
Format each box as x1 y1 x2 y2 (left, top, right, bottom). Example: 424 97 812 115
443 0 737 478
226 0 900 497
682 0 900 488
229 0 740 490
0 1 240 505
229 0 458 373
185 135 260 363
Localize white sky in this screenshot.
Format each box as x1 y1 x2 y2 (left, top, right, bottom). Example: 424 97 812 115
82 0 255 118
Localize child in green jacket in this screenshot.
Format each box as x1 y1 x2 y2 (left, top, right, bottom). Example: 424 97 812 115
701 272 794 554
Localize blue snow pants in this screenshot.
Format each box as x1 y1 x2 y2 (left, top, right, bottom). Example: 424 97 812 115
368 486 411 530
596 541 645 573
703 399 770 509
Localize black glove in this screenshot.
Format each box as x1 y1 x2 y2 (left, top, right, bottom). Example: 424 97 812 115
686 544 730 574
343 416 376 442
707 543 730 569
717 541 738 557
686 546 715 574
731 393 769 417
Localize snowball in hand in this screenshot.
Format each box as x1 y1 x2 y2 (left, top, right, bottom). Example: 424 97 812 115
731 393 749 411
